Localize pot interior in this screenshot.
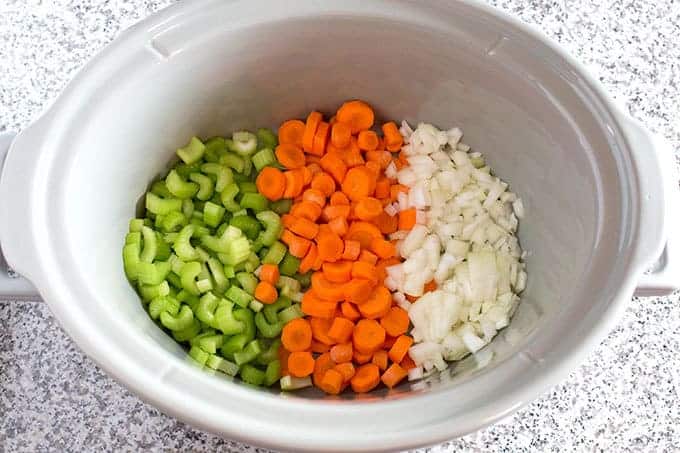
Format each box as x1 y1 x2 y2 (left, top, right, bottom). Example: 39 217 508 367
55 1 628 400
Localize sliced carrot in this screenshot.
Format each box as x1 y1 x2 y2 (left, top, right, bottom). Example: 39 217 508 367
424 280 437 293
311 121 330 156
279 346 291 376
343 147 365 168
281 318 313 352
281 230 312 258
342 239 361 261
259 263 280 285
306 155 321 165
366 150 392 170
275 143 306 169
380 306 409 337
381 363 407 388
310 172 336 197
329 342 353 363
341 166 376 201
336 100 375 134
319 152 348 184
278 119 306 147
358 285 392 319
343 278 374 305
281 213 296 229
330 191 350 206
346 221 382 249
375 211 398 235
388 335 414 363
300 166 313 185
383 335 398 349
282 169 305 198
350 363 381 393
334 362 356 383
390 184 408 201
382 121 404 151
322 260 352 283
370 237 396 259
255 166 286 201
311 340 330 354
371 350 388 371
353 319 386 354
254 281 278 304
354 197 383 221
364 161 381 179
340 301 361 321
302 291 338 319
328 216 349 237
311 271 346 302
327 317 354 344
316 231 344 263
319 368 344 394
313 352 335 387
398 208 417 230
357 130 379 151
321 204 351 222
374 178 391 199
302 111 323 153
307 162 323 176
289 216 319 240
351 260 378 283
290 200 322 222
400 353 416 370
288 351 315 378
353 349 373 364
302 188 326 208
330 121 352 148
299 243 318 274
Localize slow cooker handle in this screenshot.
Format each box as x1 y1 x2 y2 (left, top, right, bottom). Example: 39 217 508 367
622 117 680 297
0 131 41 300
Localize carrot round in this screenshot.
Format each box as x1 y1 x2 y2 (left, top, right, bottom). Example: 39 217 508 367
357 130 379 151
278 119 305 147
341 166 376 201
281 230 312 258
322 261 353 283
353 349 373 364
311 271 346 302
310 317 335 346
327 317 355 344
424 279 437 293
320 152 348 184
334 362 356 383
375 211 398 235
383 335 398 349
311 172 336 197
254 281 278 304
288 351 315 377
311 121 330 156
366 150 392 169
351 261 378 284
340 301 361 321
380 306 410 337
330 342 353 363
290 216 319 240
291 200 322 222
330 122 352 148
281 318 313 352
336 100 375 134
343 278 374 305
302 188 326 208
354 197 383 221
311 340 331 354
382 121 404 151
282 169 305 198
390 184 408 201
398 208 417 230
330 191 350 206
275 143 306 169
259 263 280 285
302 290 338 319
346 221 382 249
316 231 344 263
375 257 400 282
256 166 286 201
299 243 318 274
313 352 335 387
400 353 417 370
358 285 392 319
342 240 361 261
365 161 381 179
374 178 391 199
381 363 408 389
321 205 351 222
371 350 388 371
353 319 386 354
302 111 323 153
388 335 414 363
319 368 344 394
350 363 381 393
370 237 396 259
327 216 348 237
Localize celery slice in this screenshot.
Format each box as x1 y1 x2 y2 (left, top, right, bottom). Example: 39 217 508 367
177 136 206 164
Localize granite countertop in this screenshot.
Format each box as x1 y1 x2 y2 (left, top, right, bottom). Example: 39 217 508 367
1 1 679 451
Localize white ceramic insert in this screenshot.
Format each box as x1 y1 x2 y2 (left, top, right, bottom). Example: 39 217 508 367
1 1 678 451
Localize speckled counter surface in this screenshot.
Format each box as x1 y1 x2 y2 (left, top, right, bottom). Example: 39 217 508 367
1 1 679 451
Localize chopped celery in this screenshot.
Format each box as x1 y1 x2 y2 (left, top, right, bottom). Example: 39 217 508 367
182 199 194 219
258 246 269 260
241 157 253 177
123 242 141 280
175 162 202 179
255 311 283 338
232 172 251 183
257 128 278 150
161 211 187 233
229 215 261 240
220 183 241 212
177 136 206 164
240 193 269 213
129 218 145 233
146 193 182 215
244 252 260 273
256 339 281 365
279 375 312 391
172 318 201 342
137 261 171 285
125 232 141 245
256 211 283 246
196 278 213 293
223 265 235 278
207 257 228 294
230 131 258 156
195 292 220 326
220 152 245 173
139 281 170 301
180 261 202 295
249 300 264 312
263 297 291 324
166 170 199 199
238 181 257 194
252 148 276 171
232 208 248 217
278 253 300 277
240 364 265 386
198 334 224 354
295 272 311 288
214 299 245 334
205 354 239 376
188 345 210 366
151 180 173 198
264 360 281 387
235 272 258 295
203 201 225 227
173 225 199 261
189 173 214 201
149 296 180 320
201 163 233 192
270 199 292 215
251 239 264 254
154 233 172 261
177 289 200 311
166 271 182 290
262 241 286 265
234 339 262 365
225 286 252 308
278 303 304 324
275 276 300 293
203 137 227 163
160 305 195 331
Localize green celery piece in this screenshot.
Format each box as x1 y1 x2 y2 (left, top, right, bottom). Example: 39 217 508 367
244 252 260 274
172 318 201 342
160 305 195 331
155 232 172 261
269 199 292 215
205 354 239 376
166 271 182 290
238 181 257 194
263 297 291 325
177 136 206 164
220 183 241 212
235 272 258 295
278 253 300 277
241 157 253 178
278 304 304 324
188 345 210 366
295 272 311 288
219 309 255 359
139 280 170 301
146 193 182 216
256 128 278 150
125 232 141 245
254 311 283 338
262 241 286 265
239 193 269 213
129 218 145 233
137 261 171 285
161 211 187 233
182 199 194 219
198 334 224 354
230 131 258 156
123 242 141 281
264 360 281 387
229 215 261 241
232 172 251 183
180 261 202 295
195 292 220 326
148 296 180 320
203 201 225 228
203 137 227 163
175 162 202 179
256 211 283 247
239 364 265 386
176 289 200 311
189 173 214 201
207 257 228 294
220 152 245 173
173 225 199 261
276 275 300 292
225 286 252 308
249 300 264 312
234 339 262 366
166 169 199 199
251 148 276 172
255 339 282 365
279 375 312 391
201 163 233 193
151 180 173 198
214 299 245 335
